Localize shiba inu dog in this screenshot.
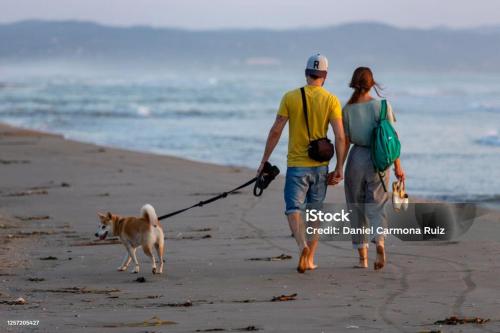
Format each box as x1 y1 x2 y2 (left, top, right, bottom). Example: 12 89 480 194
96 204 164 274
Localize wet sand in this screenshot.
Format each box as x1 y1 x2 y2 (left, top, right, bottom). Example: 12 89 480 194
1 123 499 332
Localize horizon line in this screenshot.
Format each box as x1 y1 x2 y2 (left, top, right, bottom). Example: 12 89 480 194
0 18 498 33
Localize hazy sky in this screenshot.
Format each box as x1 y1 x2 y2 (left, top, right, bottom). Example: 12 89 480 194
2 0 500 29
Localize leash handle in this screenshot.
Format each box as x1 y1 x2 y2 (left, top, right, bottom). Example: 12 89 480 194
253 180 264 197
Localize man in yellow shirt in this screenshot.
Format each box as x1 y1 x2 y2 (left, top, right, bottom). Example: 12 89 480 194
258 54 347 273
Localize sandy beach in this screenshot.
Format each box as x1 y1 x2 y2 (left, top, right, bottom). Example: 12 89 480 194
1 122 499 333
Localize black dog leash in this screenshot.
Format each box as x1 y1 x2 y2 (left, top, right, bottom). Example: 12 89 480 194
157 162 279 221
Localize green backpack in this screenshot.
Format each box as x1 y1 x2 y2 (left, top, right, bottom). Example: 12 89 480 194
371 100 401 191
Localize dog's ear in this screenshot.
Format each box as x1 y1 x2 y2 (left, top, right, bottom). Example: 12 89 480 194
97 212 106 220
107 212 113 219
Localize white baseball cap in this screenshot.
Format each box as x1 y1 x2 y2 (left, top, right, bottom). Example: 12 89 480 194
305 53 328 78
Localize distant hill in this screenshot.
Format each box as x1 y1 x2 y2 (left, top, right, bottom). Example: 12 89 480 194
1 20 500 72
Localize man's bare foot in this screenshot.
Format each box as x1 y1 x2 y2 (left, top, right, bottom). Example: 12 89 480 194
354 257 368 269
306 255 318 270
306 263 318 270
374 245 386 270
297 247 309 273
305 249 318 270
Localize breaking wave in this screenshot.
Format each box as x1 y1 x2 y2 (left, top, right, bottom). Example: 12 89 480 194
476 131 500 147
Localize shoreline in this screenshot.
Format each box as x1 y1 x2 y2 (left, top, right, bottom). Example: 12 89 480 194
0 121 246 172
1 122 500 332
2 120 499 209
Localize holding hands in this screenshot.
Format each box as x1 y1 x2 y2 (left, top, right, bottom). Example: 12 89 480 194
328 167 344 186
328 163 405 186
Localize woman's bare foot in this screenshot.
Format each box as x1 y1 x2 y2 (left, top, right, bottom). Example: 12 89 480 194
297 247 310 273
354 257 368 268
354 247 368 268
374 244 386 270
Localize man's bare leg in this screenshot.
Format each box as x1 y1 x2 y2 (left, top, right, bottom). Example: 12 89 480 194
305 218 319 270
306 238 318 270
287 212 309 273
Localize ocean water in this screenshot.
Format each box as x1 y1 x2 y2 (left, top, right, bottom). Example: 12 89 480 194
1 68 499 203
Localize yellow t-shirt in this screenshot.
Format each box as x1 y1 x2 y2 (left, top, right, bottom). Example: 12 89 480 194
278 85 342 167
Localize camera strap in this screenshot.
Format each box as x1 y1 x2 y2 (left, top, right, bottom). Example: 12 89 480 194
300 87 312 143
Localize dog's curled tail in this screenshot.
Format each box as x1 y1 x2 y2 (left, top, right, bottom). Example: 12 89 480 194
141 204 159 226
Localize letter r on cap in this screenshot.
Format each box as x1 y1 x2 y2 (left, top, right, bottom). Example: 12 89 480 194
313 60 319 69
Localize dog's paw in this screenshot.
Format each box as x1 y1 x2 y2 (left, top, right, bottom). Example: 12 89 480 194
152 267 157 274
132 267 140 274
117 267 126 272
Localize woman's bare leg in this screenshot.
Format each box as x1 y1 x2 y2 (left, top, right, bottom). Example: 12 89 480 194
355 247 368 268
374 240 386 270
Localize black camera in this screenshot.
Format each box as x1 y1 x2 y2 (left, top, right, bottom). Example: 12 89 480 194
254 161 280 196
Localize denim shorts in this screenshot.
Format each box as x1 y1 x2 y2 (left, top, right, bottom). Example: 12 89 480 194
284 166 328 215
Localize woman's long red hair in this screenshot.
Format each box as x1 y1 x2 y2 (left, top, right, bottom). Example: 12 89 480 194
346 67 382 105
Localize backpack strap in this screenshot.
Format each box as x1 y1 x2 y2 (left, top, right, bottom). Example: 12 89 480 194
378 171 388 192
300 87 311 143
379 99 387 121
377 98 388 193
